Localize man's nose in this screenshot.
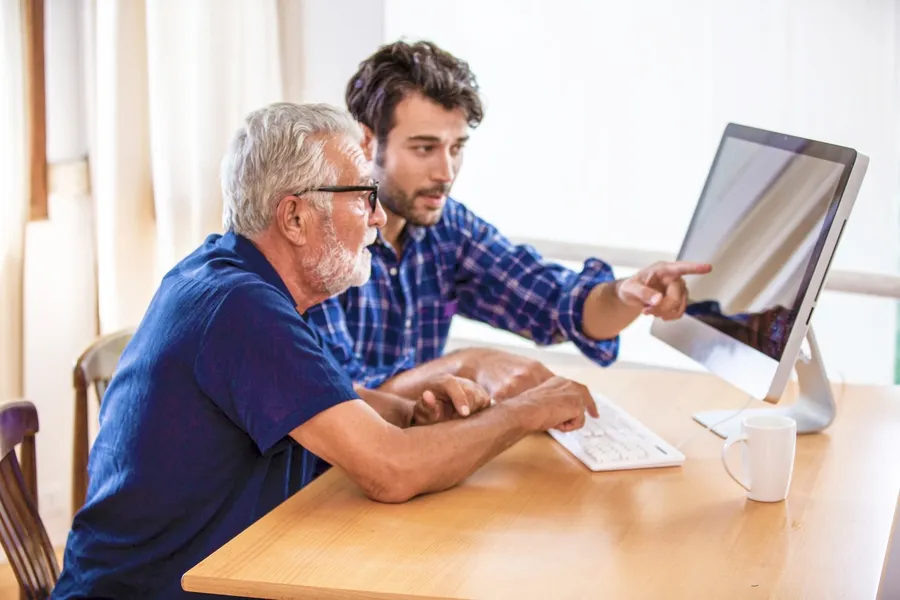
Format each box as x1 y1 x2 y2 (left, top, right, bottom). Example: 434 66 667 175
432 153 454 183
370 200 387 227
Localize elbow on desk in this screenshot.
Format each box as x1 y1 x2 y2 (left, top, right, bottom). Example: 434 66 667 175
350 457 420 504
338 427 444 504
363 482 417 504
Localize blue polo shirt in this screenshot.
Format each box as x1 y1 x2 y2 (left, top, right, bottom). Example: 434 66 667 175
52 231 358 600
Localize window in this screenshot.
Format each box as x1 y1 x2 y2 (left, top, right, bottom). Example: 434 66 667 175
388 0 900 384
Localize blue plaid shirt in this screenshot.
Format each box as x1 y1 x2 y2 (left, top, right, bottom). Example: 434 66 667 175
305 198 620 388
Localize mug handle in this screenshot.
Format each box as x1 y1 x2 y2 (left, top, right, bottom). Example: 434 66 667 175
721 434 750 492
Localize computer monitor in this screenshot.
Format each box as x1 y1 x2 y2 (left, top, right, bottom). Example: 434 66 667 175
650 122 869 439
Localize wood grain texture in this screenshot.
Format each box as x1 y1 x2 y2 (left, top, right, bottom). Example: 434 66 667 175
21 0 47 221
182 366 900 600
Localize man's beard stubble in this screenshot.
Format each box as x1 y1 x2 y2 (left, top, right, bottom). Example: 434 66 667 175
305 216 375 297
374 149 450 227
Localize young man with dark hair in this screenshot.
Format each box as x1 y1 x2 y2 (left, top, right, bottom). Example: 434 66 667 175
306 40 710 403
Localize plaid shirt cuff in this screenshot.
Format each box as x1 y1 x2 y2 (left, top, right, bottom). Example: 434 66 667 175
556 258 620 367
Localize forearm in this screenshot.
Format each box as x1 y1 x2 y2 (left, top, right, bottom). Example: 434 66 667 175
354 385 414 428
376 349 476 400
387 401 533 499
581 280 642 340
292 398 537 504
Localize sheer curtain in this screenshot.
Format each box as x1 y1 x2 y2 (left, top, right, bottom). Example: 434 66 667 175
0 0 28 403
146 0 286 277
15 0 304 545
85 0 293 333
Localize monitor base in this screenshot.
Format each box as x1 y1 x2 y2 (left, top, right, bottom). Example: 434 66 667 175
692 327 835 440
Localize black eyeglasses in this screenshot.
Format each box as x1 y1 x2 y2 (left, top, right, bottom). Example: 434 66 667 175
298 184 379 213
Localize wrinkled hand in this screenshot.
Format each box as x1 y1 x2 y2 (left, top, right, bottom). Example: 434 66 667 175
412 375 492 426
617 261 712 320
512 376 598 433
468 349 556 402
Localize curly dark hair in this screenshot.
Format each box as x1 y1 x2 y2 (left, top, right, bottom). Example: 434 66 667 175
345 40 484 144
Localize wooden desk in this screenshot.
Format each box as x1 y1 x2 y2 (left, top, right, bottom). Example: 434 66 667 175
182 366 900 599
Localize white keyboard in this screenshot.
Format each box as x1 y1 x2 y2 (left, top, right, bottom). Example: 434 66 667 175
548 391 685 471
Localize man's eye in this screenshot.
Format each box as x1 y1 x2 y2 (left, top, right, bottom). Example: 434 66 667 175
414 145 435 154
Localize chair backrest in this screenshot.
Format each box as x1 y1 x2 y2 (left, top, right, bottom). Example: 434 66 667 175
0 400 58 599
73 329 134 400
71 328 133 516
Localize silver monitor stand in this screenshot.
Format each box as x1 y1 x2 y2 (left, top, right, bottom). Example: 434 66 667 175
692 327 835 440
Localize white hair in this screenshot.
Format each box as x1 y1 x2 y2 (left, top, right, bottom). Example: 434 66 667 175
220 102 364 237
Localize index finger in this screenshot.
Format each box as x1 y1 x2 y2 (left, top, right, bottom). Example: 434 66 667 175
583 391 599 419
442 379 472 417
655 261 712 277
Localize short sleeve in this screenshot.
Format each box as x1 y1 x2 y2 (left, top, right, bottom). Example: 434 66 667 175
195 283 358 455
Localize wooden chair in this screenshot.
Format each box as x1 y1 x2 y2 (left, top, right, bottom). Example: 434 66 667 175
71 329 133 516
0 400 58 599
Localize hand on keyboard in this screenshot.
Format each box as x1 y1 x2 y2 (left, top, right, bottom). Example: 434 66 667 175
548 391 686 471
509 376 598 433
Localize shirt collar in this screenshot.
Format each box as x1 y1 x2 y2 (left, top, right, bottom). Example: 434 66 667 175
404 223 427 242
219 230 294 302
374 222 427 248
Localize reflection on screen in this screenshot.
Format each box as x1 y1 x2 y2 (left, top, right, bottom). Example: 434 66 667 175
679 136 844 361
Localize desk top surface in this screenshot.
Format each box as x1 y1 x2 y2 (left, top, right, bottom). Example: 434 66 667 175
182 365 900 600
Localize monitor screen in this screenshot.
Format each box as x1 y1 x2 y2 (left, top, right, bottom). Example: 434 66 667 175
677 126 851 362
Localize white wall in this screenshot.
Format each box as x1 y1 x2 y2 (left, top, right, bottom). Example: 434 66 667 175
285 0 386 106
385 0 900 385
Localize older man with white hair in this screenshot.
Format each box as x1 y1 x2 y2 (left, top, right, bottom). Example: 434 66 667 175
52 102 596 600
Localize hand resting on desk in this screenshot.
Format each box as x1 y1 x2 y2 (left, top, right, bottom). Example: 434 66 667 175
373 347 556 404
459 347 556 401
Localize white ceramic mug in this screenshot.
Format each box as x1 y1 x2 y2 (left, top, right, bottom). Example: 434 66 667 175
721 414 797 502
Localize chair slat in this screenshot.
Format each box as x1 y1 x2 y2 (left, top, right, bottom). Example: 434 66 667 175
0 401 58 597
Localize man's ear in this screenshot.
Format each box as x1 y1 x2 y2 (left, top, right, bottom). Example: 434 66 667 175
276 195 308 246
361 124 377 162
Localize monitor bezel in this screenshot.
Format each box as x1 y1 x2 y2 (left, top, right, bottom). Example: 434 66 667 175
650 122 865 403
